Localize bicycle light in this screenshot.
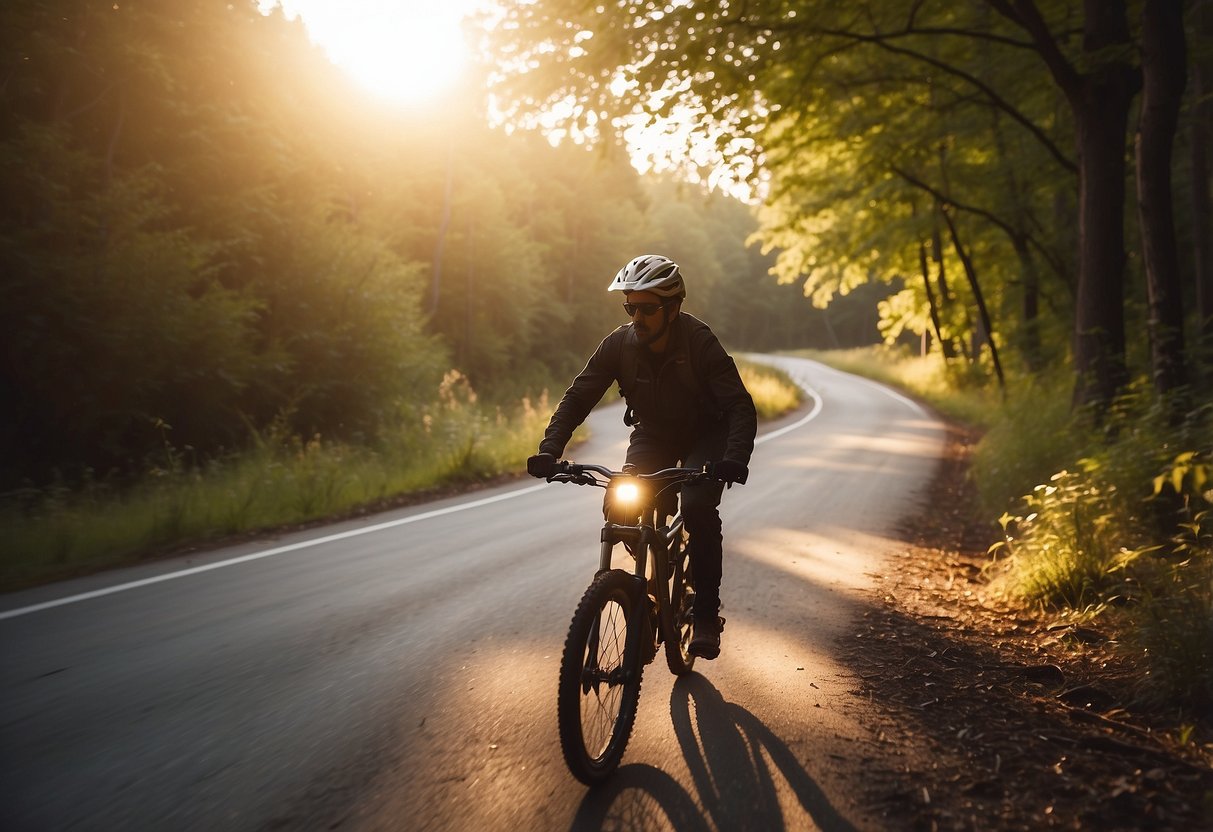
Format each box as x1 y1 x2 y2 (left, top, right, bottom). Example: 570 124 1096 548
604 477 645 524
614 481 641 504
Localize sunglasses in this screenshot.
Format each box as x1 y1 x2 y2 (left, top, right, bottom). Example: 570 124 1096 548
623 301 669 317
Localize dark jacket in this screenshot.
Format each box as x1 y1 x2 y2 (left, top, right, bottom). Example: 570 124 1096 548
539 313 757 465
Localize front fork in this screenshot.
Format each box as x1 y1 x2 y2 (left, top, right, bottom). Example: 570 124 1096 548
598 523 662 668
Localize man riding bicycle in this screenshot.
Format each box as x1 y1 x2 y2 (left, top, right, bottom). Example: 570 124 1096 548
527 254 757 659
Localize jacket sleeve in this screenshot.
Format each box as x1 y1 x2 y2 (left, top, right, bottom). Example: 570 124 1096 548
698 333 757 467
538 330 622 458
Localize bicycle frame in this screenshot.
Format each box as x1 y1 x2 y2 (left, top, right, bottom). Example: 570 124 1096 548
552 462 701 656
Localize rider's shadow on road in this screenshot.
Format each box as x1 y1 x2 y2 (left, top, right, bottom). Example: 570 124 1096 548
570 674 856 832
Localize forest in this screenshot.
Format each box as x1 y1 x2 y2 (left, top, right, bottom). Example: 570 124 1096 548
1 0 883 493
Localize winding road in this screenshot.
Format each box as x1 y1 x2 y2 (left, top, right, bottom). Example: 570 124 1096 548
1 355 945 831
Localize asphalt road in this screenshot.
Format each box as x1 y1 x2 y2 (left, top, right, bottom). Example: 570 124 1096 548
0 355 945 831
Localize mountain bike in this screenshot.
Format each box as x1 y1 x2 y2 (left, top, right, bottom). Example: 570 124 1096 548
544 460 724 785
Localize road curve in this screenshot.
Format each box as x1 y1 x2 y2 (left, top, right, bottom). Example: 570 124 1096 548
0 355 945 831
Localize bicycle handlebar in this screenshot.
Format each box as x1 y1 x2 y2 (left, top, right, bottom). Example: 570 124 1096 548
546 461 721 488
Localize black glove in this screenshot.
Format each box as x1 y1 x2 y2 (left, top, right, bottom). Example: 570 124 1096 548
527 452 557 479
713 459 749 485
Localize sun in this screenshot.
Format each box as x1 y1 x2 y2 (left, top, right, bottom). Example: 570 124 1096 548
261 1 478 105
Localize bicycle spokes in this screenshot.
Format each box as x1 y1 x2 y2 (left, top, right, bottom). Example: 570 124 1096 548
558 571 643 783
581 604 627 694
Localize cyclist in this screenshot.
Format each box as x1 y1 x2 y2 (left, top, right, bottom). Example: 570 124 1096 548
527 254 757 659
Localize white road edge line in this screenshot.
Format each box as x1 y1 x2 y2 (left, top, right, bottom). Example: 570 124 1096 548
756 384 823 445
805 359 927 416
2 360 828 621
0 484 548 621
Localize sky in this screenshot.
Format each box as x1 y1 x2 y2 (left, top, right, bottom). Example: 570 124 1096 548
256 1 755 199
259 0 487 105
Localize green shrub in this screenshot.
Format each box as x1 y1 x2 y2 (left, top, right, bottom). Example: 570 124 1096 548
990 461 1130 608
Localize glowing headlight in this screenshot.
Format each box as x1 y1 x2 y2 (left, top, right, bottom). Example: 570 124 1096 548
614 481 641 504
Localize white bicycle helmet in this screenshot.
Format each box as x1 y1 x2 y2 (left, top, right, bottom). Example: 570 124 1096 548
607 254 686 299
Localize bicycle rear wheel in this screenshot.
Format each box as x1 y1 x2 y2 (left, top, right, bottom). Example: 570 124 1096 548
663 527 697 675
557 569 644 784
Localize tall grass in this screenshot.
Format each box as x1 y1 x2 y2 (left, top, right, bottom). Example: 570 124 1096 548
0 371 552 588
790 345 1213 714
2 362 802 590
737 358 803 418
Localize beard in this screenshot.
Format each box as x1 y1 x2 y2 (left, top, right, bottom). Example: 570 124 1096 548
632 314 669 346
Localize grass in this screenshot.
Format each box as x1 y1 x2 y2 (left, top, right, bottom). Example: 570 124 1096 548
0 372 553 588
2 363 802 590
737 357 804 418
789 344 1213 716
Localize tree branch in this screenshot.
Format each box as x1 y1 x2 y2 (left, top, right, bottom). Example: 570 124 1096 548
985 0 1082 96
814 26 1077 172
892 165 1069 282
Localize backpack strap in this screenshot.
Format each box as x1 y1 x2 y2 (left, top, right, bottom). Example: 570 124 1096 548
675 317 723 421
617 332 640 426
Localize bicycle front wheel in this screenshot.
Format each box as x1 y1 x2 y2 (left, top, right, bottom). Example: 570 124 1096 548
557 569 643 785
663 528 697 675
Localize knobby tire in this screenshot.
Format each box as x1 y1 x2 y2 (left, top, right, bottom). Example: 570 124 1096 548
557 569 644 785
663 528 697 676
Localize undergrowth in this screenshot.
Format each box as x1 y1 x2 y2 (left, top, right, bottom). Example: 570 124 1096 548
0 371 553 588
988 389 1213 715
802 345 1213 719
2 362 801 589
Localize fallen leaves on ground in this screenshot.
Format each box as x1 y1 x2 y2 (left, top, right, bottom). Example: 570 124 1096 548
839 423 1213 831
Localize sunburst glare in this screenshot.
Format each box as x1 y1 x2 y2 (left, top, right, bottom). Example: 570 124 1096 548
260 0 481 105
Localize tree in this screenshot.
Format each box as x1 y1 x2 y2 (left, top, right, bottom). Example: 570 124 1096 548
1135 0 1189 400
486 0 1196 412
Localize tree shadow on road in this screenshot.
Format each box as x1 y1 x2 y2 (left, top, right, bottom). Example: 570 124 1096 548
569 673 856 832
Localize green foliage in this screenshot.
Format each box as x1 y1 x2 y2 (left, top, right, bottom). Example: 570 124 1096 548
986 391 1213 712
971 368 1076 513
0 127 271 477
487 0 1088 387
1 0 822 493
991 464 1129 608
0 375 554 588
1132 505 1213 710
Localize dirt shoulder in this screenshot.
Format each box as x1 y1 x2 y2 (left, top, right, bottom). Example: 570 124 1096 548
841 422 1213 830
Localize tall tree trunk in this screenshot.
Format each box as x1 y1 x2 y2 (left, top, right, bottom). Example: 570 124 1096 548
1193 0 1213 379
931 210 960 359
999 0 1139 410
942 209 1006 390
919 240 947 359
1136 0 1189 399
1069 1 1138 410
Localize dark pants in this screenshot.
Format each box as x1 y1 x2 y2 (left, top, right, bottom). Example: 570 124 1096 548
624 423 727 621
